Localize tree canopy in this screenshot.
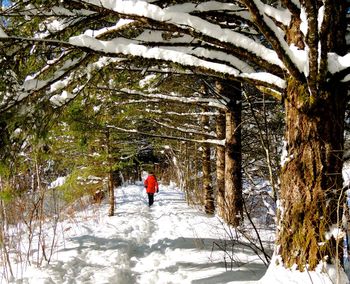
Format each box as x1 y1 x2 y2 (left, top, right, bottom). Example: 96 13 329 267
0 0 348 112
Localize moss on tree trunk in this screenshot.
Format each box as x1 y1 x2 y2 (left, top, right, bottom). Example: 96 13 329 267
277 78 346 270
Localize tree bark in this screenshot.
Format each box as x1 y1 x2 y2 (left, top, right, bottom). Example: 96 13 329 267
214 80 243 226
224 98 243 226
216 111 226 218
277 78 347 270
105 130 115 217
202 142 214 214
201 86 215 214
277 3 348 271
108 169 114 217
221 81 243 227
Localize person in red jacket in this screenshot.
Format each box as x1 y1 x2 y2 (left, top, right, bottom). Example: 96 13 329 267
144 171 159 207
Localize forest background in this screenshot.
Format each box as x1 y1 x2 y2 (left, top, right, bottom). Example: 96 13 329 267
0 0 349 283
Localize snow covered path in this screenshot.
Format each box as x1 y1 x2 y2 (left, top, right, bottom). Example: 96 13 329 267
18 183 266 284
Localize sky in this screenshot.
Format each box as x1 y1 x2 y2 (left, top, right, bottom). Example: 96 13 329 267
2 0 10 7
5 169 350 284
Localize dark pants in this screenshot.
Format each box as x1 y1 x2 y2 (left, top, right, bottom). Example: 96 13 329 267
147 193 154 206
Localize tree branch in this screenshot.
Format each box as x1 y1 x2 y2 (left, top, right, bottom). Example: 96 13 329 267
241 0 304 82
106 124 225 146
98 87 228 110
150 118 217 139
303 1 319 96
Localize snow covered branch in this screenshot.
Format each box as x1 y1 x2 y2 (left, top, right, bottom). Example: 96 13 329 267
150 118 217 139
241 0 303 81
106 124 225 146
98 87 228 110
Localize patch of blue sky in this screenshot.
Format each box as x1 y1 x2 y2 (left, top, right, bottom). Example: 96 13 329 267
2 0 11 7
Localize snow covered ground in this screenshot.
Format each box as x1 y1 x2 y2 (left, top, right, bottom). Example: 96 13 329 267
5 174 350 284
11 182 267 284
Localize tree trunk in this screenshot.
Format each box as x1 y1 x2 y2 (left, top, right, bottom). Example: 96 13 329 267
201 119 214 214
224 97 243 226
217 80 243 226
194 143 199 199
108 169 114 216
277 78 346 270
184 142 191 205
105 130 115 217
216 111 226 218
202 142 214 214
200 85 215 214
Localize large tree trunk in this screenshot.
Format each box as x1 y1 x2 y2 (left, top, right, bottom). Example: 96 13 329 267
214 80 243 226
225 100 243 226
277 78 346 270
276 2 348 271
223 82 243 226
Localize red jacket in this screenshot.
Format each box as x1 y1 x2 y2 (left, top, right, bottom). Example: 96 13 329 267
144 174 159 194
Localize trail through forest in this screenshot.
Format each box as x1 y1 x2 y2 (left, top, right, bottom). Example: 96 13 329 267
16 182 266 284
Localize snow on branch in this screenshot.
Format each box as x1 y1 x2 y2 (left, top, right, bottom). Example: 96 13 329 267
69 35 239 74
254 1 291 26
68 35 286 90
80 0 283 68
164 1 247 14
328 53 350 82
49 57 122 107
242 0 304 81
150 118 217 139
0 54 89 111
113 98 162 106
2 4 95 17
110 87 228 109
281 0 301 17
82 26 256 74
0 26 8 38
106 124 225 146
144 109 221 117
2 1 288 93
135 35 256 74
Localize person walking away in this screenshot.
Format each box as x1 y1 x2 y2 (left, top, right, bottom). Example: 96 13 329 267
144 172 159 207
